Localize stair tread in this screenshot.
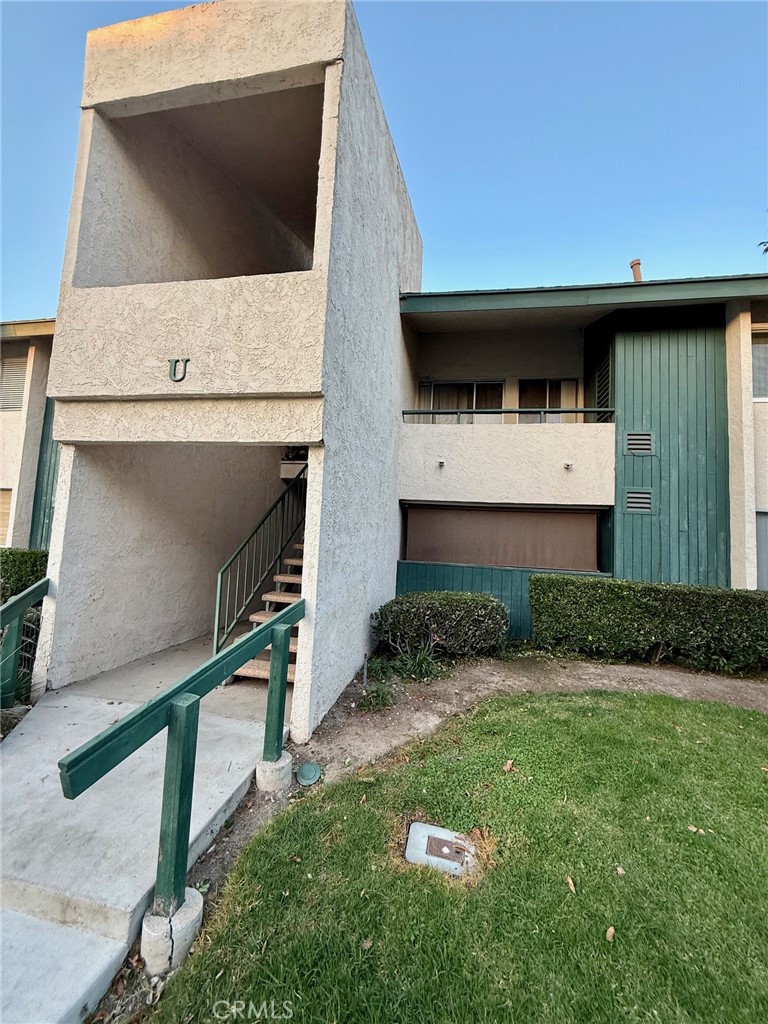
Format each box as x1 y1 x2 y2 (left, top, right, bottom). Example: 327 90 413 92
284 558 303 567
294 543 304 550
235 659 296 683
278 638 299 654
273 573 302 585
263 591 301 604
249 611 299 628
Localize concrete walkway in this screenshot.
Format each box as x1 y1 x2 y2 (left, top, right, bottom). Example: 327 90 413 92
1 638 275 1024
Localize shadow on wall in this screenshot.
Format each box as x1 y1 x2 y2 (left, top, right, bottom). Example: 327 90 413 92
74 84 325 288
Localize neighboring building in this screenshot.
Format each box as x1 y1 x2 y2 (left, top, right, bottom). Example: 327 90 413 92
26 1 768 740
398 280 768 604
0 319 58 548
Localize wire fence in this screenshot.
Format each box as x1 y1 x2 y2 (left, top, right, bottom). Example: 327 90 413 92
1 604 42 703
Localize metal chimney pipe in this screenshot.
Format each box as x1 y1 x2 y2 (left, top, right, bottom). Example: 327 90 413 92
630 259 642 282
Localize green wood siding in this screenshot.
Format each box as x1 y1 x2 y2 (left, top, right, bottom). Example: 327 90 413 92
613 328 730 586
396 561 611 639
29 398 60 551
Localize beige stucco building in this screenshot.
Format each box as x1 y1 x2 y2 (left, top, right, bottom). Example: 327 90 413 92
0 319 57 549
23 0 768 742
32 0 421 743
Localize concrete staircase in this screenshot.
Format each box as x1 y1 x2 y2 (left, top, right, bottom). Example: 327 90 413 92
234 541 303 683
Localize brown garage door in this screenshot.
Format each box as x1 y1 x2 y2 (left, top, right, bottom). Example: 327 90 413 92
405 506 599 572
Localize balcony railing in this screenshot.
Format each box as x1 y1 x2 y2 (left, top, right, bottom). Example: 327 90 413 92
402 407 615 424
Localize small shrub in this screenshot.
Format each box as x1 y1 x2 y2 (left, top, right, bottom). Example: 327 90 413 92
390 650 445 681
358 679 396 712
366 655 396 682
372 591 508 659
0 549 48 604
530 574 768 675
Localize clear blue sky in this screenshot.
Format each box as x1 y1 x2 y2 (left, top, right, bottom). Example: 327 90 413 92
2 1 766 320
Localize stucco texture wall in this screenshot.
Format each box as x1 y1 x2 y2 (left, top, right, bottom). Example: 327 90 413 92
290 7 422 742
50 102 328 404
51 0 343 410
82 0 346 110
50 265 327 402
53 397 324 446
33 443 282 691
754 402 768 510
400 424 616 506
413 328 584 412
73 110 310 290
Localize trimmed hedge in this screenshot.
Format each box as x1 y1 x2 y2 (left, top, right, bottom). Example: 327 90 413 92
372 591 508 658
529 574 768 674
0 548 49 604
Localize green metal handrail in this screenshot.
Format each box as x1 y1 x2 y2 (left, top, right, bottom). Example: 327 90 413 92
59 599 305 918
213 465 307 654
1 577 49 709
402 407 615 424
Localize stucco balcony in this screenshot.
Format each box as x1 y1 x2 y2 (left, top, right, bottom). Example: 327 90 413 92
50 271 327 402
399 415 616 506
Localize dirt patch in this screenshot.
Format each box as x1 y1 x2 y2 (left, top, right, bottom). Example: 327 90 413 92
298 655 768 783
1 703 32 740
89 654 766 1023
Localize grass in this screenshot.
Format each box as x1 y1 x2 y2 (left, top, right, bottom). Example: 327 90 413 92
153 693 768 1023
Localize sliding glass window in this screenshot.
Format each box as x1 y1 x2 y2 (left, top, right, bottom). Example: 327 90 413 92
417 381 504 423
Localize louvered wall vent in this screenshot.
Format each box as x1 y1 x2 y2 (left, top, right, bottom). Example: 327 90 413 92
626 489 653 513
0 357 27 411
626 431 653 455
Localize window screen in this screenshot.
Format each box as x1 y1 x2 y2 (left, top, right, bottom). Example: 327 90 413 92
758 512 768 590
753 337 768 399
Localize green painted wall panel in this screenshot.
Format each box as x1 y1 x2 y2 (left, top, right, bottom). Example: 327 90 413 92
613 328 729 586
29 398 60 551
396 561 611 639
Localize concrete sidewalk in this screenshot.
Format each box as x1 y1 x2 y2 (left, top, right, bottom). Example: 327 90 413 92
1 683 269 1023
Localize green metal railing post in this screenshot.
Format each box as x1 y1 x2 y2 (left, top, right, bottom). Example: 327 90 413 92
0 617 23 710
153 693 200 917
262 624 291 762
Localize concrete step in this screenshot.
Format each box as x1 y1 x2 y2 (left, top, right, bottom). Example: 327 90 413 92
0 693 268 945
283 557 303 567
235 659 296 683
1 909 128 1024
249 610 300 629
273 573 302 586
262 591 301 605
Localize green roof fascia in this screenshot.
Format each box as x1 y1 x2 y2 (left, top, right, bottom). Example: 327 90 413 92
400 274 768 315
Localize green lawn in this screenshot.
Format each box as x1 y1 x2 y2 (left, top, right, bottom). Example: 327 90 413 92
154 693 768 1024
